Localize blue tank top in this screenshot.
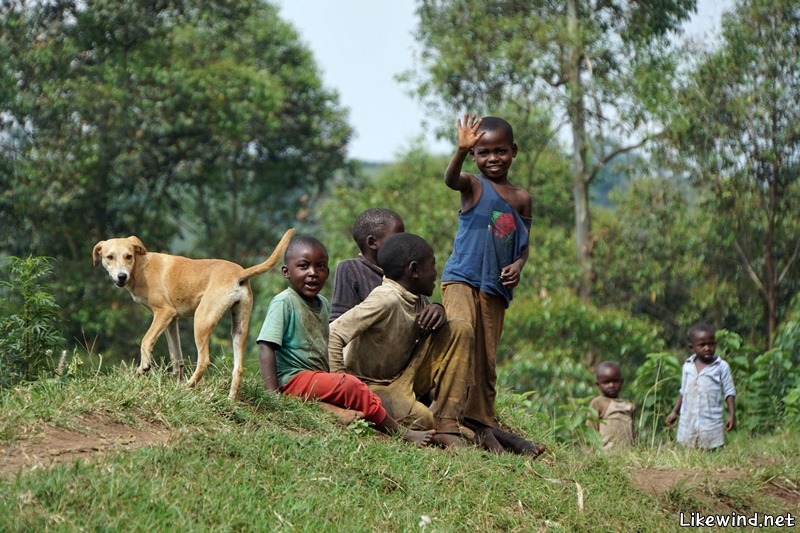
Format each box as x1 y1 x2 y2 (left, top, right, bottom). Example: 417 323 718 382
442 175 530 307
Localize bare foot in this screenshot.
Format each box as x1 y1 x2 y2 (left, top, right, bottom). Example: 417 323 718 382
433 433 466 449
475 425 505 454
492 427 546 458
462 419 505 454
319 402 364 425
401 428 437 447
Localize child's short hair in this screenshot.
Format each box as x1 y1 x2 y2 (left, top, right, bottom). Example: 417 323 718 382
377 233 431 281
478 116 514 144
595 360 620 379
352 208 403 252
285 235 327 262
688 322 715 343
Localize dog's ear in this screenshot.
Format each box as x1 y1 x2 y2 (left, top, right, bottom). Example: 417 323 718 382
127 236 147 255
92 241 105 267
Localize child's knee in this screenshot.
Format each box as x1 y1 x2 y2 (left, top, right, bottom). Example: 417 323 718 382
442 319 475 343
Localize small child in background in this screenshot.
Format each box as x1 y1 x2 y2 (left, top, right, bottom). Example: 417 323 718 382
329 208 405 322
589 361 636 449
666 323 736 450
256 235 435 447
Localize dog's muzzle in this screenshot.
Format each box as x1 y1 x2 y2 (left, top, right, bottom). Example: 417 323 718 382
115 273 128 287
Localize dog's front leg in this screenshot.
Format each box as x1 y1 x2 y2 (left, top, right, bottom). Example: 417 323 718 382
165 318 185 380
138 310 176 374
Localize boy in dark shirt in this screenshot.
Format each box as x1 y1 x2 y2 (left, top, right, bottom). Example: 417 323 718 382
329 208 405 322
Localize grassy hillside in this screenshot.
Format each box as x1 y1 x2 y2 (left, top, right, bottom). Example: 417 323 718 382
1 361 797 532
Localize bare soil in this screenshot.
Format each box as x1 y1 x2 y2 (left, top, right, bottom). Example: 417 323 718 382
0 414 170 477
630 466 800 511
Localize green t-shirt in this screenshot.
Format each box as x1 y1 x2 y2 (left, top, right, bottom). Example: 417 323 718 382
257 288 330 388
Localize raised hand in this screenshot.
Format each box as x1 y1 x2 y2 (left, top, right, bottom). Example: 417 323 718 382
457 113 485 151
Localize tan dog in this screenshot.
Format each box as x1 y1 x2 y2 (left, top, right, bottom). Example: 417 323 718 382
93 228 295 400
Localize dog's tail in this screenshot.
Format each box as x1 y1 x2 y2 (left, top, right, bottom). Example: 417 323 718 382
239 228 296 282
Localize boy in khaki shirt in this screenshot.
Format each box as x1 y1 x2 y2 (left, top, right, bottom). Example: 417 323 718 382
329 233 477 449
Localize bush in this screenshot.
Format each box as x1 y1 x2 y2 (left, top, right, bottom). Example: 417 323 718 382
630 351 681 445
0 256 66 387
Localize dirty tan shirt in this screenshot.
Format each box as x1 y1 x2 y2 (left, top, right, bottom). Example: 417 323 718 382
328 278 428 384
590 396 636 449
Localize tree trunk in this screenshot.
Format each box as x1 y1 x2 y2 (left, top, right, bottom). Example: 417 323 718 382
764 180 777 348
566 0 592 301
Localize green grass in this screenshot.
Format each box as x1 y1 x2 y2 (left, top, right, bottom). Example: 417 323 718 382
0 359 797 532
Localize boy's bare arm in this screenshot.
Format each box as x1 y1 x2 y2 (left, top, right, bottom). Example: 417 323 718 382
444 114 484 191
258 341 280 391
724 395 736 430
501 246 529 288
666 394 683 426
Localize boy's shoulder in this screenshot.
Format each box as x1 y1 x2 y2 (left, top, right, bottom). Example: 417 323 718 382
271 288 329 310
270 287 295 304
336 255 382 273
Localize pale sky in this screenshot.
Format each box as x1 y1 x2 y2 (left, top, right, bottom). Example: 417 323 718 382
276 0 731 163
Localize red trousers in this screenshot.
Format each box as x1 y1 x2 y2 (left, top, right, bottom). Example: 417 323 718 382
281 370 387 425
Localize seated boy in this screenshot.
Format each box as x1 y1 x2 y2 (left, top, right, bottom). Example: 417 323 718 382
329 232 499 450
588 361 636 449
329 207 405 322
256 235 435 446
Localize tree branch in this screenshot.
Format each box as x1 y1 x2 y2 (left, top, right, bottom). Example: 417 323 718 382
733 237 767 298
778 238 800 285
587 131 665 183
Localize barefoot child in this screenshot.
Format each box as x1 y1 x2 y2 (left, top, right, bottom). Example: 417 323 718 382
666 323 736 449
589 361 636 449
257 235 435 446
439 114 544 456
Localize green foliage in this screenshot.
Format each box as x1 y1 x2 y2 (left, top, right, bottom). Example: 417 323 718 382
316 147 457 266
499 290 667 443
782 384 800 429
501 289 665 370
593 178 744 346
410 0 695 297
0 0 351 361
0 0 351 259
630 352 681 446
499 349 595 407
738 350 796 434
669 0 800 346
0 256 65 388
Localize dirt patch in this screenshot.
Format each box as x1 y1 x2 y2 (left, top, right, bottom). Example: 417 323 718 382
630 467 747 496
760 476 800 507
0 414 170 477
631 467 800 511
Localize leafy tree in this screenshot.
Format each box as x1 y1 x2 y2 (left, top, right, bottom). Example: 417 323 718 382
669 0 800 347
0 0 351 359
0 0 351 258
593 178 745 345
410 0 696 300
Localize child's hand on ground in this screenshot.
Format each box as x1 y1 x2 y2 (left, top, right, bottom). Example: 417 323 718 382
457 114 485 152
416 303 446 334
